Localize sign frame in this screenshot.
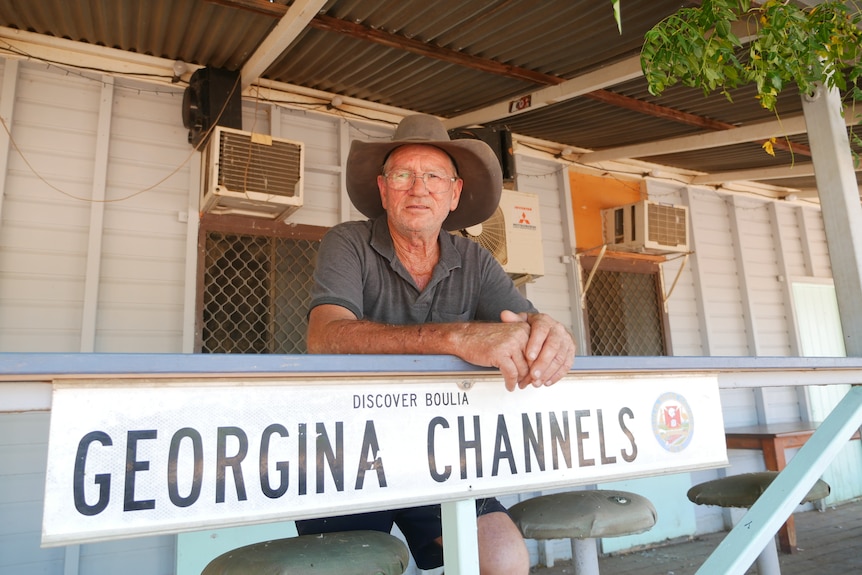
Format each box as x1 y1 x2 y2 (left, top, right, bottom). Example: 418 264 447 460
42 372 726 546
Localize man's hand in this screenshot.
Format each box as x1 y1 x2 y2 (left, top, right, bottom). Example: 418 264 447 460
501 310 576 390
448 317 533 392
307 304 576 392
451 311 576 392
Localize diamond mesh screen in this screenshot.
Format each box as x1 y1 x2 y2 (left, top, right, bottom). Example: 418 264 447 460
585 269 666 356
201 231 318 354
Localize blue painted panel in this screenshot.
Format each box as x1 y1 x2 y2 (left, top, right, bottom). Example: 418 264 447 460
598 473 696 554
176 521 298 575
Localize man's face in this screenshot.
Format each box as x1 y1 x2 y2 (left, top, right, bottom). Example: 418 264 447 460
378 144 463 237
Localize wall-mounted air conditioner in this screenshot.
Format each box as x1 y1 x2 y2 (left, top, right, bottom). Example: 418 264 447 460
601 199 689 254
201 126 304 220
453 189 544 280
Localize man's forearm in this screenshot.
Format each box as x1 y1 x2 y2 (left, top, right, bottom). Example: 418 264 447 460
307 318 466 356
306 308 573 391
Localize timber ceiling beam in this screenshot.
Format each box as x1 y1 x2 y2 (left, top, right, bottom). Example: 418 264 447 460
692 163 862 186
579 116 810 163
583 103 859 163
234 0 329 89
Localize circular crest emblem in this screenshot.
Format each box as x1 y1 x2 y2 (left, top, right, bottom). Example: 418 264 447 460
651 392 694 452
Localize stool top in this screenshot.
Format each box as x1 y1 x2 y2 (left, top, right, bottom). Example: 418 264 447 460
687 471 831 508
508 490 657 540
200 530 409 575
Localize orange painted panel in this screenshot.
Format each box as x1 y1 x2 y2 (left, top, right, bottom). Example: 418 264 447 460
569 171 642 250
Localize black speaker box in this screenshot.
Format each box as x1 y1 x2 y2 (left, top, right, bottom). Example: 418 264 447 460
182 67 242 148
448 126 515 182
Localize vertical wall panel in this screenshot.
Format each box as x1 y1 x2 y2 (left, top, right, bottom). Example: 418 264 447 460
0 64 102 351
803 207 833 278
277 108 343 229
96 78 189 352
775 203 808 278
516 156 574 335
687 188 749 355
646 180 703 356
0 58 11 222
733 199 791 356
731 198 799 421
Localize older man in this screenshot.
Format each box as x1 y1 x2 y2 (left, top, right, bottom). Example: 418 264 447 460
299 114 576 574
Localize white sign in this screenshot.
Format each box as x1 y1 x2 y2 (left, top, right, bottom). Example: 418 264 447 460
43 373 726 546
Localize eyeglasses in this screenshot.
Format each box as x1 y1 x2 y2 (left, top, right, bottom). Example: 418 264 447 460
383 170 458 193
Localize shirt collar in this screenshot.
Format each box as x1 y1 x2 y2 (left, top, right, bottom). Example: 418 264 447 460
370 214 462 273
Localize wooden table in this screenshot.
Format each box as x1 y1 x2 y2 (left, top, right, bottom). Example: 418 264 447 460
725 421 861 553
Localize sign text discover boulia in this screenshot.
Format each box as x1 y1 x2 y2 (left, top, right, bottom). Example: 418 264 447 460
43 374 726 546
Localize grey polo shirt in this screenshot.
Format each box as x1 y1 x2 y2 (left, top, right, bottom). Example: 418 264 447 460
310 216 537 324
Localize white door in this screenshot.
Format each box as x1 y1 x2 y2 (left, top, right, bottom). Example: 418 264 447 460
792 281 861 504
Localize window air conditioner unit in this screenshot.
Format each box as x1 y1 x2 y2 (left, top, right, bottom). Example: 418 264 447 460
453 189 544 281
601 200 689 254
201 126 304 220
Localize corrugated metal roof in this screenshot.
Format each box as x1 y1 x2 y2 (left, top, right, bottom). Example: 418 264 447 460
0 0 856 195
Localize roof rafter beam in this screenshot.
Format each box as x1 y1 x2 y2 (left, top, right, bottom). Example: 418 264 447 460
442 57 645 129
580 103 859 164
579 115 810 163
238 0 328 89
692 162 862 185
694 163 817 184
202 0 289 18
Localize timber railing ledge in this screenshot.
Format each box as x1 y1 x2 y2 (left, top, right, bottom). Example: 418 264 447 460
2 352 862 384
3 353 861 415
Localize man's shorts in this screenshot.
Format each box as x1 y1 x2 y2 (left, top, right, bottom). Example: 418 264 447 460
295 497 508 570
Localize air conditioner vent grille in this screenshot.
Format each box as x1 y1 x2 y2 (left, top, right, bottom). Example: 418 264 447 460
217 130 302 198
202 126 305 220
601 200 689 254
647 203 687 248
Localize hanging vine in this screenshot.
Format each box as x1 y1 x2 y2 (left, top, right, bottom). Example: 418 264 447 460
640 0 862 157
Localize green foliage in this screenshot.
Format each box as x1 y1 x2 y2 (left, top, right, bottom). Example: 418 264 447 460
641 0 862 112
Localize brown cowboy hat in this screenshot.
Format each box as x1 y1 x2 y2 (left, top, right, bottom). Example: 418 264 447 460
346 114 503 231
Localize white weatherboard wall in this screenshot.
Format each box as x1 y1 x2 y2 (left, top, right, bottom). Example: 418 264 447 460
514 155 579 335
646 179 854 534
0 63 191 353
0 52 853 574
